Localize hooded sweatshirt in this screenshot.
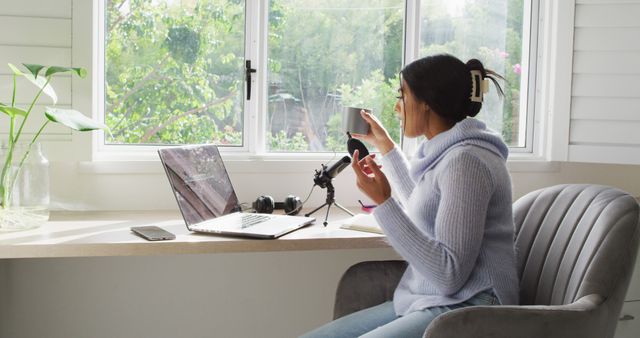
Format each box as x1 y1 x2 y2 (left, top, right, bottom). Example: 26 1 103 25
374 117 519 316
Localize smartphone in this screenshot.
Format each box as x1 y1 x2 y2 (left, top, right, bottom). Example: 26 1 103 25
131 226 176 241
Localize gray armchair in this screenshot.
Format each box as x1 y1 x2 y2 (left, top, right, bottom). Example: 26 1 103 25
334 184 640 338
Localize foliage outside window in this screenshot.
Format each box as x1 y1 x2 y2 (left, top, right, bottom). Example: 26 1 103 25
419 0 526 147
105 0 245 146
266 0 404 152
103 0 528 151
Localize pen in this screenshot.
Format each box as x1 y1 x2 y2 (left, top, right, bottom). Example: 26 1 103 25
358 200 376 213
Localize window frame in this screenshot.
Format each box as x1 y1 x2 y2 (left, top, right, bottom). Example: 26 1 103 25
512 0 539 155
402 0 540 156
91 0 542 163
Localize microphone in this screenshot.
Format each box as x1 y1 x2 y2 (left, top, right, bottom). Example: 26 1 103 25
325 155 351 179
313 155 351 188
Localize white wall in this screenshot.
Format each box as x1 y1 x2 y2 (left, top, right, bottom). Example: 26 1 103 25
2 1 640 338
569 0 640 164
0 0 73 142
43 160 640 214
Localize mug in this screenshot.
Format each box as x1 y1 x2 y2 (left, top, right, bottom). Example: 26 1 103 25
342 107 371 135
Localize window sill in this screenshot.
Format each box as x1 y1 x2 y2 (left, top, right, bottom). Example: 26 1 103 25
77 153 561 175
506 155 561 173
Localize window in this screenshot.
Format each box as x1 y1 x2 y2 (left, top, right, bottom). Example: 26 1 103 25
266 1 404 152
101 0 534 154
418 0 533 148
104 0 246 146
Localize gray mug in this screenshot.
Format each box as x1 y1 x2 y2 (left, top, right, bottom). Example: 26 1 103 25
342 107 371 135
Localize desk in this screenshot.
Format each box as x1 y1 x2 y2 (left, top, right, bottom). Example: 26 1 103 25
0 211 396 338
0 210 388 259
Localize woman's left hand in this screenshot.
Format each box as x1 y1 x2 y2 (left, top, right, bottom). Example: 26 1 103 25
351 149 391 205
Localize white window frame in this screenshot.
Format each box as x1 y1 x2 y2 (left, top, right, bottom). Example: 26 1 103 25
93 0 256 161
87 0 558 167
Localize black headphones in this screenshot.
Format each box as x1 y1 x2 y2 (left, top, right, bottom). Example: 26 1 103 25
252 195 303 215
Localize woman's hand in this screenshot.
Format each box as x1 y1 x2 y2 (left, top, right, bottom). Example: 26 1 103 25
351 149 391 205
350 110 395 155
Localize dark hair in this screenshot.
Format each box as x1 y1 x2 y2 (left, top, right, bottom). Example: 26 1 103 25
400 54 504 123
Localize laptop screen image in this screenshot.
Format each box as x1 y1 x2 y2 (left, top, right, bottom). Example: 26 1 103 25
159 145 240 227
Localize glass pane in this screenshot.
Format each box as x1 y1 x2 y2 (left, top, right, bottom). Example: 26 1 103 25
419 0 526 147
267 0 405 152
105 0 245 145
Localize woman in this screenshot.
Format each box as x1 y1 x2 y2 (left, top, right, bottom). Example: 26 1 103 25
301 54 519 338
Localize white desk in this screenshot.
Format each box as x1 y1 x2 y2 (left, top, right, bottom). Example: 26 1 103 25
0 210 396 338
0 210 388 259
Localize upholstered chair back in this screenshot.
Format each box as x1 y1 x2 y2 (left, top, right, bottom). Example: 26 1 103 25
513 184 639 307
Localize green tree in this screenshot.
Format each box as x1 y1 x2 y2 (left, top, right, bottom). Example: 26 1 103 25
267 0 403 151
418 0 524 146
106 0 244 145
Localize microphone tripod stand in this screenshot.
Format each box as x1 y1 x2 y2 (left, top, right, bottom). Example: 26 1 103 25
305 181 354 227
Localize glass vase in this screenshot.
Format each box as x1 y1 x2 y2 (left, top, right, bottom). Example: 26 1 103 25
0 142 50 231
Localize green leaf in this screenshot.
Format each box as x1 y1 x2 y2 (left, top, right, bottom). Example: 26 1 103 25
23 64 45 78
26 73 58 104
165 26 201 64
44 108 106 131
27 74 58 104
8 63 24 76
8 63 58 104
45 66 87 78
0 105 27 117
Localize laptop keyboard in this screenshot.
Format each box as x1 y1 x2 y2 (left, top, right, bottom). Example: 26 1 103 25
241 214 270 228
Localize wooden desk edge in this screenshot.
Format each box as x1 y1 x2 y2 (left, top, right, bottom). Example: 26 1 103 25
0 210 392 258
0 237 391 259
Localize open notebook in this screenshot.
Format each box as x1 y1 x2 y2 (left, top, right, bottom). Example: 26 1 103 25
340 213 384 235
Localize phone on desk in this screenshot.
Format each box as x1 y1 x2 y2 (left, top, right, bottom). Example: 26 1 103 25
131 226 176 241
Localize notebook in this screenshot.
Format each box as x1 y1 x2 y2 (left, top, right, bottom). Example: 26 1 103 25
158 144 315 239
340 213 384 235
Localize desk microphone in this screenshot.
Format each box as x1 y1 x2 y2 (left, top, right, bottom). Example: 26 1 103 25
313 156 351 188
347 132 369 159
307 155 355 225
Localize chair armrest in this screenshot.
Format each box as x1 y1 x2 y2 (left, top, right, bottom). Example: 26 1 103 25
333 260 407 320
424 294 607 338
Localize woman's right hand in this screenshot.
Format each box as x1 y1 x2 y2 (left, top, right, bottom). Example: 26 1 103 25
351 149 391 205
350 110 395 155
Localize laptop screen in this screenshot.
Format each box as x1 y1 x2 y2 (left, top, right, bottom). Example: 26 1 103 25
158 145 240 227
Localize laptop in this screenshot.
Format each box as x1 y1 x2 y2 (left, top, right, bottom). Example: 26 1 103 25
158 144 315 239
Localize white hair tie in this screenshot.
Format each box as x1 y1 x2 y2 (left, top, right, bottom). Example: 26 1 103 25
470 70 490 103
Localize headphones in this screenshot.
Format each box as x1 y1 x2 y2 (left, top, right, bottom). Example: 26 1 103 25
253 195 303 215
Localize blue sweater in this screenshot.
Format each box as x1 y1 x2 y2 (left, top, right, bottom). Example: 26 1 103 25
374 118 519 316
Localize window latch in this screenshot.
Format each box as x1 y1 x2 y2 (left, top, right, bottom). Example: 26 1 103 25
245 60 257 100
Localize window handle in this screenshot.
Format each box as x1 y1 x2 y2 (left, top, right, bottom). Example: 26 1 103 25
245 60 257 100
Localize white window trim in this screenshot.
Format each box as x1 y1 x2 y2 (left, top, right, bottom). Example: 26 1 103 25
535 0 575 162
398 0 419 155
246 0 263 155
77 0 570 174
517 0 538 154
